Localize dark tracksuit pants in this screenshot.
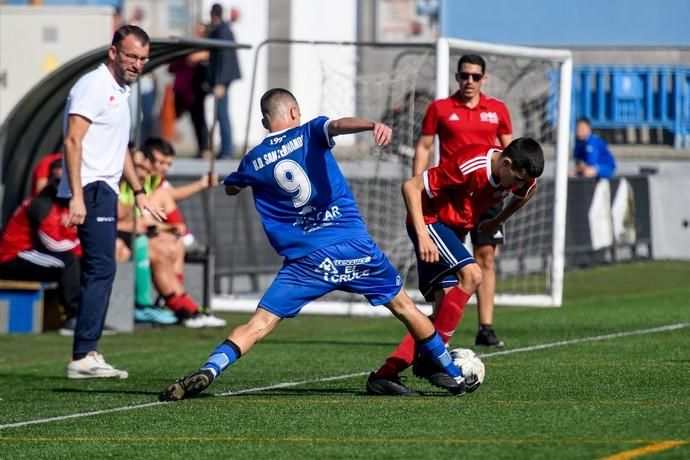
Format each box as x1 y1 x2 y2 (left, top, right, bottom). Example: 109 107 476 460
73 181 118 359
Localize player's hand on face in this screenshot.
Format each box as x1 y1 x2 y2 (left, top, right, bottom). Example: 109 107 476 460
418 233 440 263
372 123 392 147
67 196 86 227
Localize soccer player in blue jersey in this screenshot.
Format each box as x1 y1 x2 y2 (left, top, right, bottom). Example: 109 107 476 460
160 88 476 401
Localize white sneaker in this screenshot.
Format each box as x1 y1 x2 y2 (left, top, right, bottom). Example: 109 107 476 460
182 314 207 329
202 314 227 328
66 352 129 379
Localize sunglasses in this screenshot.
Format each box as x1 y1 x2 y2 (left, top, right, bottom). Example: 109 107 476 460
458 72 483 82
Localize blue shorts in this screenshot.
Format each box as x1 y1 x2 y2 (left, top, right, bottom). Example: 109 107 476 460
407 222 475 302
259 238 403 318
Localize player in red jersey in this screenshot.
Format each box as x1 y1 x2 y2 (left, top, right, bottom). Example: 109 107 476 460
31 152 64 196
0 159 82 334
367 139 543 395
414 54 513 348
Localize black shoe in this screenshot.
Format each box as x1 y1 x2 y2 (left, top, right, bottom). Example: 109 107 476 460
475 327 505 348
159 369 215 402
366 372 420 396
412 355 468 396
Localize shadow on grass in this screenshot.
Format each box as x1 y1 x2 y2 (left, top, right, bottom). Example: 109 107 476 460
261 338 400 347
212 387 452 398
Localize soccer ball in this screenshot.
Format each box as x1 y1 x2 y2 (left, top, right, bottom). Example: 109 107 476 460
450 348 485 387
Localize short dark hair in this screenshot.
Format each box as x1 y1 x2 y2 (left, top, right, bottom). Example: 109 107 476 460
49 158 63 171
142 137 175 160
457 54 486 74
503 137 544 178
112 25 150 47
260 88 298 120
211 3 223 18
576 116 591 126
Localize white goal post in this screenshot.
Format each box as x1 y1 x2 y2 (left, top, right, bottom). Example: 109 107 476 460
212 37 573 314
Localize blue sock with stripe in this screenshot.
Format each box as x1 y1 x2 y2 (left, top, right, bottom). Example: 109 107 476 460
416 331 462 379
202 339 241 378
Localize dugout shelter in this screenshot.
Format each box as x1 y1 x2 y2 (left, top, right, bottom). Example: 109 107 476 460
0 37 250 226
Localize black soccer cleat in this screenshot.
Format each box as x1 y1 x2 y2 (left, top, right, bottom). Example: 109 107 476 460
475 327 505 348
412 355 468 396
159 369 215 402
366 372 420 396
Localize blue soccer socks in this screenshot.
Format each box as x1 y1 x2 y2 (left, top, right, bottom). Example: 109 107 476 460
416 332 461 379
202 339 242 378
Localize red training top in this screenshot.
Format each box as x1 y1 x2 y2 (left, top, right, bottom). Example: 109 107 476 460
420 92 512 160
0 186 80 263
31 152 63 196
419 144 536 232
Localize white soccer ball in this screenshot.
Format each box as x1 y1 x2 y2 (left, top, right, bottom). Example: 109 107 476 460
450 348 485 386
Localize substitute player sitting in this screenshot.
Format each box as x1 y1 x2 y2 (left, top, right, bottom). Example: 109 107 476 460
160 88 474 401
367 138 544 395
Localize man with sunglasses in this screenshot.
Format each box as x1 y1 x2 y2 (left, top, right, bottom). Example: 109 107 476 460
411 54 512 350
59 25 164 379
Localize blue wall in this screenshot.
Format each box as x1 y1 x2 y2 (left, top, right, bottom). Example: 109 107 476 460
441 0 690 46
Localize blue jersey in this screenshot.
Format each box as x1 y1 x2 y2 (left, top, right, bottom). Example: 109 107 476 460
574 133 616 179
223 116 370 260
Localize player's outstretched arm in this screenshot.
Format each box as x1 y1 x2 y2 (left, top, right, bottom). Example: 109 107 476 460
170 173 219 202
327 117 392 147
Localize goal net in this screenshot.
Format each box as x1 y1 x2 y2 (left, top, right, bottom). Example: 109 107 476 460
434 38 572 307
212 38 571 313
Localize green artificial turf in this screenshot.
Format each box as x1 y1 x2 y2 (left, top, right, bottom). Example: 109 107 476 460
0 261 688 459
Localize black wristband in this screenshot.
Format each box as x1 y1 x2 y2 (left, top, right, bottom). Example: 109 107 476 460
133 189 145 196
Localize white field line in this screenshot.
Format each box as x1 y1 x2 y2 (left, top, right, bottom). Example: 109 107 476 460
0 322 686 431
477 323 689 359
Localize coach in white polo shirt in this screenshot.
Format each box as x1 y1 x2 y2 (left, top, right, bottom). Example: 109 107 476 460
59 25 164 379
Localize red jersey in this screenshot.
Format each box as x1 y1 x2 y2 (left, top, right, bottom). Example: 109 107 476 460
421 144 536 232
420 92 512 160
0 186 80 263
31 152 63 196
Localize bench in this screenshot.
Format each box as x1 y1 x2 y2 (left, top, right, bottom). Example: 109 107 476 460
0 280 49 333
184 246 213 309
0 265 136 335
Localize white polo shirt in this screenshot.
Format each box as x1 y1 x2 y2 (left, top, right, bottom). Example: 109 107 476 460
58 63 131 197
